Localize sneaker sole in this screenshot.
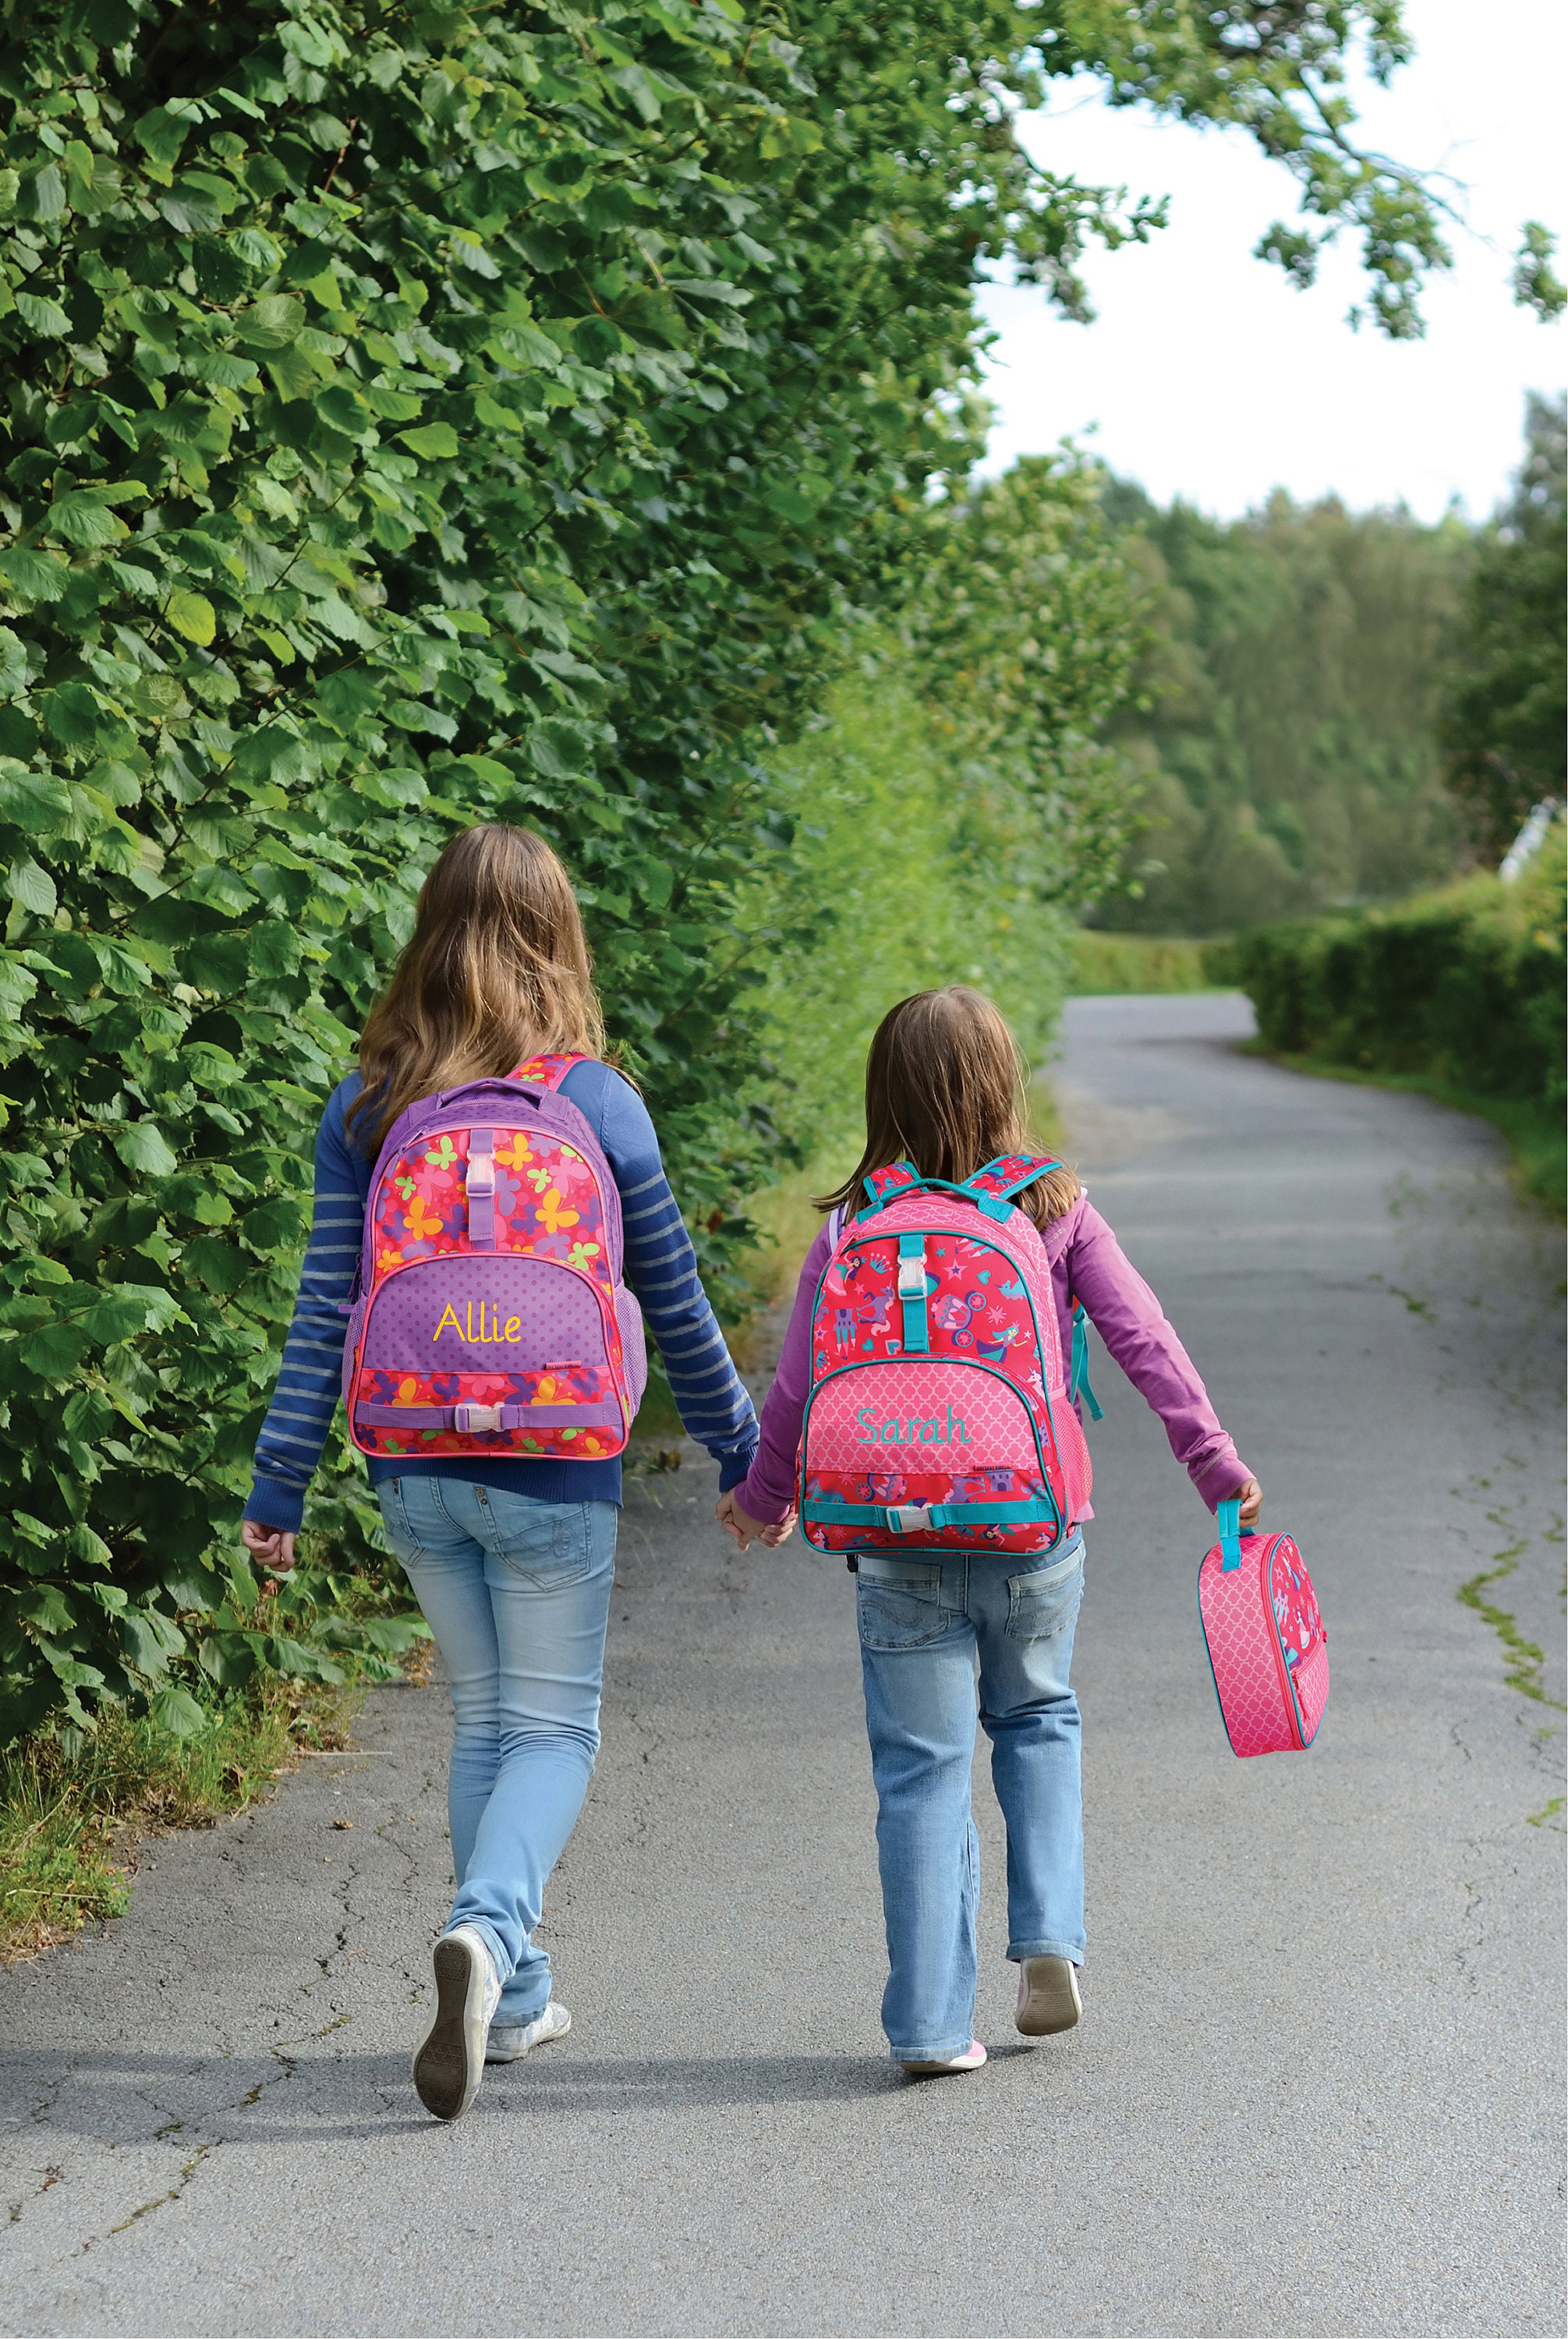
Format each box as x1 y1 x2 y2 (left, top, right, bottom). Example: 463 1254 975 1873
1016 1956 1082 2036
412 1936 488 2119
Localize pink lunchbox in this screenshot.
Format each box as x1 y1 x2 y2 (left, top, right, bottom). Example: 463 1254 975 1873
1198 1499 1329 1757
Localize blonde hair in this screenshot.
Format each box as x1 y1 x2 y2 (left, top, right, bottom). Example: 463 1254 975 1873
819 986 1080 1227
348 824 606 1151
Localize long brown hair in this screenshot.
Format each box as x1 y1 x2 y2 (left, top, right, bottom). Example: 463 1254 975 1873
347 824 606 1150
818 986 1080 1227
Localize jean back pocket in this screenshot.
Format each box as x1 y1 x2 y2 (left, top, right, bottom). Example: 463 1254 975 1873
857 1554 949 1651
1007 1545 1084 1643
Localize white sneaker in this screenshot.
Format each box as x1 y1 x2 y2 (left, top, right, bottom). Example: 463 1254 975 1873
1015 1955 1082 2036
412 1925 501 2120
486 2000 572 2064
901 2039 987 2075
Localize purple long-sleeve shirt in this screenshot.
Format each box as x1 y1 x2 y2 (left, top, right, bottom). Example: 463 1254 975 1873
734 1194 1252 1527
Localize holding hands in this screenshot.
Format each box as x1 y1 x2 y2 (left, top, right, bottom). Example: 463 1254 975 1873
239 1517 296 1601
715 1490 796 1550
240 1518 296 1575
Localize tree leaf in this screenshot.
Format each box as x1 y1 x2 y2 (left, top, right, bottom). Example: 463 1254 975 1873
166 589 217 646
25 1322 91 1378
149 1683 207 1736
0 548 68 603
111 1121 179 1177
16 291 70 337
6 858 58 918
232 295 305 349
396 423 460 460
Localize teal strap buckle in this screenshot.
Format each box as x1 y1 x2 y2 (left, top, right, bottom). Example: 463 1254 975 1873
1069 1301 1104 1422
1218 1497 1243 1571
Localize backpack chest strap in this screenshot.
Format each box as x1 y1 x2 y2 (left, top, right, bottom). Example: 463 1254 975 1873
805 1492 1058 1535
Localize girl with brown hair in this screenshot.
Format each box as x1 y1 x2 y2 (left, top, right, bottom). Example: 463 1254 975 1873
242 825 758 2118
718 986 1260 2072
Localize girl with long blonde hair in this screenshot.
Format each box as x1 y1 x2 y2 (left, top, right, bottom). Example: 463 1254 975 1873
242 825 758 2118
718 986 1261 2072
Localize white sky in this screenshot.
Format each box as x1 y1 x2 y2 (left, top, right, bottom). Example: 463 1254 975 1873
977 0 1567 522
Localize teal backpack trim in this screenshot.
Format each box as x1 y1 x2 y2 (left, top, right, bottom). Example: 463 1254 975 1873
1068 1301 1103 1422
897 1232 930 1353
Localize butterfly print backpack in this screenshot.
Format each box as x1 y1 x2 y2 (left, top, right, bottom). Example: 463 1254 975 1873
1198 1499 1329 1757
342 1054 646 1462
798 1155 1093 1557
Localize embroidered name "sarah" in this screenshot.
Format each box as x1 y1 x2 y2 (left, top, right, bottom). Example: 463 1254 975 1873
433 1302 522 1343
854 1407 971 1446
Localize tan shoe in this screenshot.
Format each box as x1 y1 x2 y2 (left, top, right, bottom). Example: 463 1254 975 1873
486 1999 572 2063
1015 1955 1082 2036
901 2039 987 2075
412 1925 501 2119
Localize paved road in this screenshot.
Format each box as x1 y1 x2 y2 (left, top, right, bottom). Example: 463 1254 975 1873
4 994 1563 2337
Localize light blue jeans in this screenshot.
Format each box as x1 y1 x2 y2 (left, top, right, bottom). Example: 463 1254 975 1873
855 1534 1086 2062
377 1478 618 2025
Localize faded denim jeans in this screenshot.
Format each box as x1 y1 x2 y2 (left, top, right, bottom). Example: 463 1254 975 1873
377 1478 617 2025
855 1534 1086 2062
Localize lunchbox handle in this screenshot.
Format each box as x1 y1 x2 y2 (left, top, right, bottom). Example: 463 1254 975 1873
1218 1496 1243 1572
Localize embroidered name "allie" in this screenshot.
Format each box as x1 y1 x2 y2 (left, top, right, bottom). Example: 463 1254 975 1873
433 1302 522 1343
854 1407 971 1446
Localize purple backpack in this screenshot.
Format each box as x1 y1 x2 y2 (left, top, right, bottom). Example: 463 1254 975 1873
342 1053 646 1462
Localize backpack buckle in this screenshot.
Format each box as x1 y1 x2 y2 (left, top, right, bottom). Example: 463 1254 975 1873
453 1402 503 1433
896 1254 926 1298
886 1503 933 1534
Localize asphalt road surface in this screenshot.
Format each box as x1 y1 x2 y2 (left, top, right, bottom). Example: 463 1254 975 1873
4 993 1564 2338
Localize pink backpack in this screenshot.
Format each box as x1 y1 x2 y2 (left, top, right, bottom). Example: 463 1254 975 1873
798 1155 1092 1556
1198 1500 1329 1756
342 1054 646 1462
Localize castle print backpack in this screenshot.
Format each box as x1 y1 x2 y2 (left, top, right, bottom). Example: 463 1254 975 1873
1198 1499 1329 1757
342 1054 647 1461
798 1155 1092 1556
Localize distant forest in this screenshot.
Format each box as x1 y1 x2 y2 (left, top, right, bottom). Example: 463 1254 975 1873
1089 394 1566 936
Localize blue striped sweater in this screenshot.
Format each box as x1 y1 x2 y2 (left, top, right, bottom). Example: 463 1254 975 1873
244 1060 759 1534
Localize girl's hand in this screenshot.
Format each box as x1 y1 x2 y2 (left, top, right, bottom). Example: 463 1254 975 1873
716 1491 793 1549
1236 1477 1263 1528
242 1519 297 1576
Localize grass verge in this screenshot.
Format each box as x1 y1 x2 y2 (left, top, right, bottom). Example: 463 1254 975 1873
1244 1045 1566 1217
2 1654 381 1965
1067 931 1219 996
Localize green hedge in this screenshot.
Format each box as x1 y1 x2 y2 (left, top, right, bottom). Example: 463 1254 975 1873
1216 829 1566 1192
0 0 1131 1745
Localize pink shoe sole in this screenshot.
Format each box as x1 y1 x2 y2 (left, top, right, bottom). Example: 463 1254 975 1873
901 2040 987 2075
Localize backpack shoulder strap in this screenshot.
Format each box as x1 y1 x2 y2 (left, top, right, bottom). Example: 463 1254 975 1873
508 1051 592 1092
858 1161 924 1216
964 1152 1062 1207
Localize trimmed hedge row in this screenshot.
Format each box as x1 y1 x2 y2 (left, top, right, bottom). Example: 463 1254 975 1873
1214 828 1566 1115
